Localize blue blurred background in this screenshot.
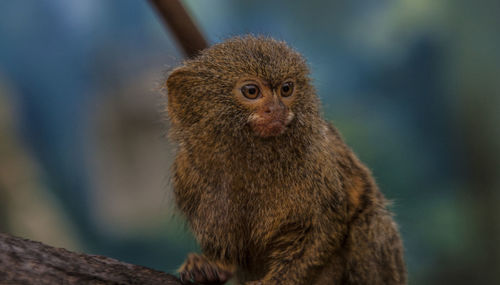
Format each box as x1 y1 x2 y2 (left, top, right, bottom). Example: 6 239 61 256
1 1 499 284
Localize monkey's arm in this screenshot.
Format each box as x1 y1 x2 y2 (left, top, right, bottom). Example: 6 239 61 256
253 219 346 285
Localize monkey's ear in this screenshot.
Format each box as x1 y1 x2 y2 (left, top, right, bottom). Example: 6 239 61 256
166 66 191 126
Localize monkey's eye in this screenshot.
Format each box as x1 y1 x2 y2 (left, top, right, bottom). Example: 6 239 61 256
280 82 294 97
241 84 261 99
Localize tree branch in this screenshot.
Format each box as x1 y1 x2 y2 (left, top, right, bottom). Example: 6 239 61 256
0 233 195 285
148 0 208 58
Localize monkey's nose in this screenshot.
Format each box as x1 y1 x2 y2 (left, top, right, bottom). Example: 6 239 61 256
264 101 285 114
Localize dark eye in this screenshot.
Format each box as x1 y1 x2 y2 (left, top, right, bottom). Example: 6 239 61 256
241 84 260 99
280 82 294 97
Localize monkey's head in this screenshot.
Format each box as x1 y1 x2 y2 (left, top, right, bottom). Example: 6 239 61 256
166 35 320 143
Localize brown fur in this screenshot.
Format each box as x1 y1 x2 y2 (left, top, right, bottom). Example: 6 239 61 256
166 35 406 285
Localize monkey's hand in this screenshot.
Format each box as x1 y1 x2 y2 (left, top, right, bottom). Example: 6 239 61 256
178 253 233 284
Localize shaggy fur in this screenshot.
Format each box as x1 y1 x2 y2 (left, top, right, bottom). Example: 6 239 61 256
166 35 406 285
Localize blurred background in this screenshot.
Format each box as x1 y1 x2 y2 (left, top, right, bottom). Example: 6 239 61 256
0 0 499 284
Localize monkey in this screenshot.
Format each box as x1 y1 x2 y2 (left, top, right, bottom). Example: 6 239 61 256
166 35 406 285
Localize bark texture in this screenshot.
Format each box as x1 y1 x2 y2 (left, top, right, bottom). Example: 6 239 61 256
0 233 192 285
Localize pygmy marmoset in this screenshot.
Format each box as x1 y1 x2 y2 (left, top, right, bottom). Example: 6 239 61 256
166 35 406 285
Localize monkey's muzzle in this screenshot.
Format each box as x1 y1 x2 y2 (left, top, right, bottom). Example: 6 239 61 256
249 112 291 138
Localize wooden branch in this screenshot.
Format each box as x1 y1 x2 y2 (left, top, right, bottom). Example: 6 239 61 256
149 0 208 58
0 233 196 285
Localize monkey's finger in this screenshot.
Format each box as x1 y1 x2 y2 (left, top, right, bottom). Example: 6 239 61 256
179 271 190 283
192 266 209 283
201 263 217 281
217 270 232 283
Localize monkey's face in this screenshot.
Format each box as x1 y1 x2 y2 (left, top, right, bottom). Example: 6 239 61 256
233 77 295 138
166 36 320 143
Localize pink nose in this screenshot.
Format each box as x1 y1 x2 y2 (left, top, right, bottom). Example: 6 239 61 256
263 101 285 115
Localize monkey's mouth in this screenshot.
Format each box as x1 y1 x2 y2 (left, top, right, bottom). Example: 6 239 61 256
251 120 287 138
249 111 294 138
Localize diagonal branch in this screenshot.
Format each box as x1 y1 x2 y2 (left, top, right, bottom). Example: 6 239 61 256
149 0 208 58
0 233 197 285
